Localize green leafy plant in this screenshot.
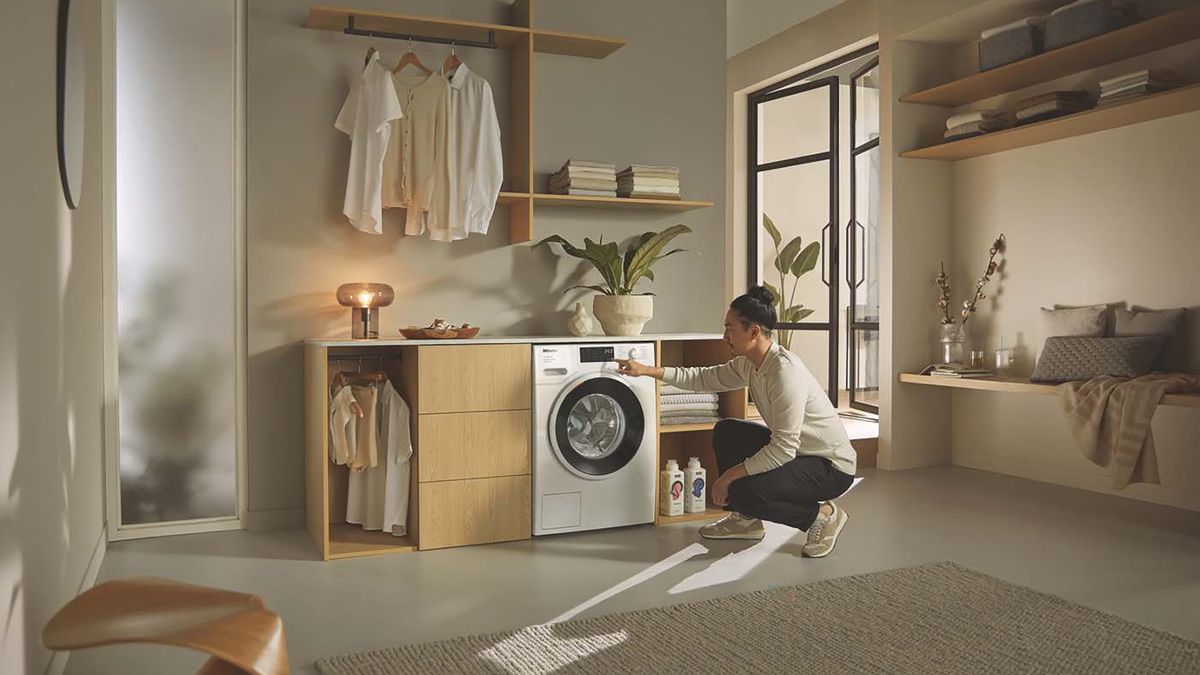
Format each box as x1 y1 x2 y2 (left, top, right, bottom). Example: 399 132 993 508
761 214 820 350
537 224 692 295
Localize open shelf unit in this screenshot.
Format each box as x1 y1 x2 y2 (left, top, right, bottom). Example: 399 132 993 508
305 3 713 244
660 421 718 434
657 507 726 526
901 6 1200 107
899 373 1200 409
901 84 1200 161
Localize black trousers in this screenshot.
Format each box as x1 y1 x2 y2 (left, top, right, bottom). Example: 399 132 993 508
713 418 854 531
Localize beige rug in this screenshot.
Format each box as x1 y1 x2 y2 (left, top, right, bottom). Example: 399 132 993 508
316 561 1200 674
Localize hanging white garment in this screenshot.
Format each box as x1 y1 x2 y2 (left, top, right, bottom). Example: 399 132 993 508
379 381 413 536
328 385 358 465
334 52 403 234
382 70 450 238
346 384 385 529
436 63 503 240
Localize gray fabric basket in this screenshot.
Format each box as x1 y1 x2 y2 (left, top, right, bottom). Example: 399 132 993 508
980 24 1043 71
1030 336 1164 383
1045 1 1136 51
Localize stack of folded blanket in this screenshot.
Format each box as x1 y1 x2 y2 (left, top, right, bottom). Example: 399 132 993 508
1015 90 1092 124
1098 69 1181 106
944 110 1011 142
659 385 720 426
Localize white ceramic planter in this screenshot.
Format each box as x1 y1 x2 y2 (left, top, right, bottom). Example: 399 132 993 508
592 294 653 336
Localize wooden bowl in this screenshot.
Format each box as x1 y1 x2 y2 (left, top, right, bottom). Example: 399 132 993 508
399 327 427 339
422 328 458 339
455 326 480 339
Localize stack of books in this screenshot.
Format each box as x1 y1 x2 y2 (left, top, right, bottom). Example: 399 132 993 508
617 165 681 200
1098 69 1180 106
549 160 617 197
920 364 995 379
1015 90 1092 125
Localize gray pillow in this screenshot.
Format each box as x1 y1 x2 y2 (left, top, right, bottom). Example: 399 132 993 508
1030 336 1164 383
1115 307 1187 370
1041 305 1106 337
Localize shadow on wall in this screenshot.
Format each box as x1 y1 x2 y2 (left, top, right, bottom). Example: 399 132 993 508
462 241 597 335
117 273 236 525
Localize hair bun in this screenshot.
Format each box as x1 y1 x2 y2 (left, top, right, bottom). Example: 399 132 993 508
748 285 775 306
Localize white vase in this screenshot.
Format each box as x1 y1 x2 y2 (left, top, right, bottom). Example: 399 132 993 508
566 302 593 337
592 294 653 336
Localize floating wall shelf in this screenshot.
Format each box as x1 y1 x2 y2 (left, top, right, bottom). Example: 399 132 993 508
901 7 1200 107
901 83 1200 161
899 374 1200 409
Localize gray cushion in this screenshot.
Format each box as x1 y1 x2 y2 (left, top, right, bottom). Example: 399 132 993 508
1040 305 1106 337
1115 307 1187 370
1030 336 1164 383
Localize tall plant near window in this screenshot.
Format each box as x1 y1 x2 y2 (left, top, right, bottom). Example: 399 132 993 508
761 214 821 350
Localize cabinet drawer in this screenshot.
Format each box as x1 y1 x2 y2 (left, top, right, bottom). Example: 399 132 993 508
418 476 531 550
417 344 531 413
418 410 530 482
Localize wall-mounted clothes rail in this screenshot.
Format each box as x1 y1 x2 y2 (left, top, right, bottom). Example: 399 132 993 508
343 15 498 50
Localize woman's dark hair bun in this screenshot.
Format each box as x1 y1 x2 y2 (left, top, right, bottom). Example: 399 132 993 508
730 285 778 331
747 285 775 306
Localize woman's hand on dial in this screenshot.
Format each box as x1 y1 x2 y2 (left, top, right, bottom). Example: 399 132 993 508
614 358 649 377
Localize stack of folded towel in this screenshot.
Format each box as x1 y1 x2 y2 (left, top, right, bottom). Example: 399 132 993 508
1098 69 1181 106
659 385 719 426
549 159 618 197
617 165 681 200
944 110 1012 142
1015 90 1092 124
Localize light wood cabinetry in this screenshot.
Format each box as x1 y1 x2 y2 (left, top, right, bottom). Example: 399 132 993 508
417 344 531 414
418 410 531 482
418 476 532 550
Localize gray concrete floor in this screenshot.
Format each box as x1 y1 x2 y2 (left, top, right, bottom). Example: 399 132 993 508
66 466 1200 674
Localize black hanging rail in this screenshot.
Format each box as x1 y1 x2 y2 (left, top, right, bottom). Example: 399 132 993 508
343 15 498 50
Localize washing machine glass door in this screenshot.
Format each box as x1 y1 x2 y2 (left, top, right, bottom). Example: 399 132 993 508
552 374 645 478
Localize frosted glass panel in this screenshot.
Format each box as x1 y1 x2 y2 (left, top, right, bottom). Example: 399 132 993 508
757 161 830 324
116 0 238 525
758 87 831 163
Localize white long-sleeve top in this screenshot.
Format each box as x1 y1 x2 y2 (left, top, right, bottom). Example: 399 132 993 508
661 342 856 476
334 52 403 234
440 63 503 239
346 380 413 536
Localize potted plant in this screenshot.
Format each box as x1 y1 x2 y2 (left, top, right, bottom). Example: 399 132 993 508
934 233 1006 364
760 214 821 351
537 225 692 336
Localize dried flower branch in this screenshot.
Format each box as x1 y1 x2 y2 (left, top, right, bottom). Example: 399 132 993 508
961 233 1005 326
935 262 953 325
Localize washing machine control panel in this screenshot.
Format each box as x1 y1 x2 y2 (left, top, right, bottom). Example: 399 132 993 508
579 346 615 363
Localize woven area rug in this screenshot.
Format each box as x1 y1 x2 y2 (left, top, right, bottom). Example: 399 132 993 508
316 561 1200 674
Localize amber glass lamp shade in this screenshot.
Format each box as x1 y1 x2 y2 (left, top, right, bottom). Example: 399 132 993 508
336 283 394 339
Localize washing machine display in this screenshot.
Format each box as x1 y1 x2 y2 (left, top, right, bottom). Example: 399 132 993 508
551 375 645 478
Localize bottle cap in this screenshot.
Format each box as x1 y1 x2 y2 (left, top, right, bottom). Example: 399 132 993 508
666 459 679 470
688 457 701 468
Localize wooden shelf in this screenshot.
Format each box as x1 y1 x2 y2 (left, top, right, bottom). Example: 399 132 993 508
327 523 417 560
534 193 714 210
898 373 1200 409
901 83 1200 161
660 421 718 434
656 507 725 526
901 7 1200 107
533 29 624 59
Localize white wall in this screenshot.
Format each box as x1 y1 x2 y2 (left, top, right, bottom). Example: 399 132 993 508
0 0 107 672
727 0 850 58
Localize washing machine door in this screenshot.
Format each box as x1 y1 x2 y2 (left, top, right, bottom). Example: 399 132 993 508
549 373 646 479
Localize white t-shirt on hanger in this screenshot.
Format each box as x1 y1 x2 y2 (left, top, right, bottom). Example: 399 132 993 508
334 52 403 234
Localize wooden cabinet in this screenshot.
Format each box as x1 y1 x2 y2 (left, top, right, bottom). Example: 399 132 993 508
418 410 531 482
416 344 531 413
418 475 532 550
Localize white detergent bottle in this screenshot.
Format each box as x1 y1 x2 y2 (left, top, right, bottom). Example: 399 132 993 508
660 459 685 517
684 457 707 514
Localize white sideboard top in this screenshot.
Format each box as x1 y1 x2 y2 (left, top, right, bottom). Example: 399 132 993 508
306 333 726 348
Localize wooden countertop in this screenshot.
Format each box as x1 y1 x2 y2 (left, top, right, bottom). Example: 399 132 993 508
306 333 726 348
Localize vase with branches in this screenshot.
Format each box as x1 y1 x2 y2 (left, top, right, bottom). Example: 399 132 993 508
760 214 821 350
934 233 1006 364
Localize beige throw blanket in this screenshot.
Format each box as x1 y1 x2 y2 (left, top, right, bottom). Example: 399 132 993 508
1057 373 1200 489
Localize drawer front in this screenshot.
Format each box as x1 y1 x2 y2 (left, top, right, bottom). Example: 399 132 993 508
418 475 531 550
417 344 531 413
418 410 530 482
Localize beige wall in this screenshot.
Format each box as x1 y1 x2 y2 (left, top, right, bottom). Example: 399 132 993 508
0 0 107 672
245 0 727 517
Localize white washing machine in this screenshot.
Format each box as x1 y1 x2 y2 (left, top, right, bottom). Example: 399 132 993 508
533 342 657 535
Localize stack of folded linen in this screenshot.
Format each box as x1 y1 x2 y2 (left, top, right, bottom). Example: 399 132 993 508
659 385 719 426
1098 69 1181 106
1015 90 1092 124
943 110 1011 142
617 165 681 200
549 160 618 197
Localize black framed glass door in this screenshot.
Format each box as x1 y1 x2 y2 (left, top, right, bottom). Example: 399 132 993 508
748 76 840 403
847 57 880 413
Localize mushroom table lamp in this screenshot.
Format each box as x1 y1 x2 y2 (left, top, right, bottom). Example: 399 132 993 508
336 283 394 339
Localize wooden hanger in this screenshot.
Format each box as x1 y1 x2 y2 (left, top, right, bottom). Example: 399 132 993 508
330 368 387 418
393 37 432 75
442 43 461 76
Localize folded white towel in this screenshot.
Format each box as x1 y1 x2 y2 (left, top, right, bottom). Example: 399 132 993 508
661 402 720 414
661 384 698 395
660 415 720 426
1098 70 1179 91
945 110 1003 130
980 15 1047 40
659 393 720 405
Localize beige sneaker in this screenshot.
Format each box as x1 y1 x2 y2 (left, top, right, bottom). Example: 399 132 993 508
802 502 848 558
698 512 765 540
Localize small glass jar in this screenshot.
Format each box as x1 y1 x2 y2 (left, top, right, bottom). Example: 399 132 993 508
939 322 965 365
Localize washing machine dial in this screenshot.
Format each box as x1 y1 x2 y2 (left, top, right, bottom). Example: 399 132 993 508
627 346 642 361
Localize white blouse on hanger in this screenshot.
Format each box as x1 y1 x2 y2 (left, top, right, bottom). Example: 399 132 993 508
440 63 503 240
334 52 403 235
383 69 449 239
346 379 413 536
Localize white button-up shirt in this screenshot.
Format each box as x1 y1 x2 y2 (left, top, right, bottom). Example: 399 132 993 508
436 63 503 240
334 52 403 235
